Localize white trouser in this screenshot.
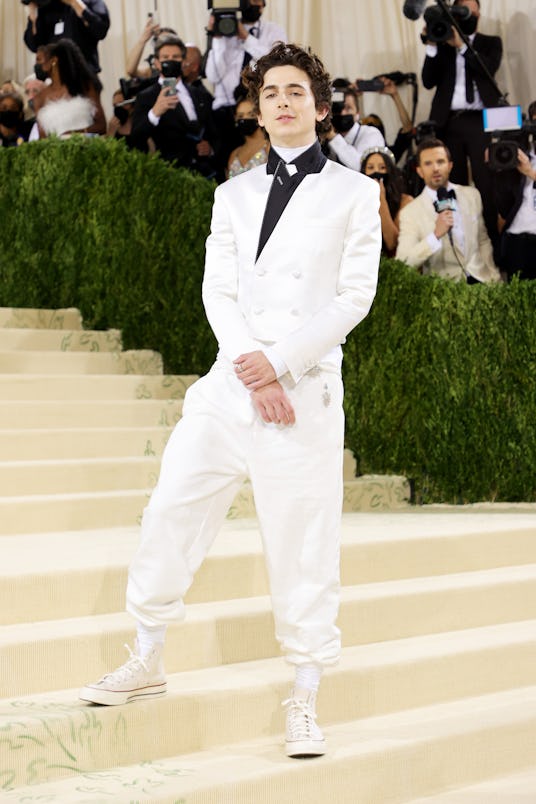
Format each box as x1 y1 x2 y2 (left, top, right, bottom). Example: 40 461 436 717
126 360 345 666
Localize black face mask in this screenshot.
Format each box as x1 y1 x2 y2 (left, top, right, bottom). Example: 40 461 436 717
235 118 258 137
0 110 20 129
367 171 389 183
114 105 130 125
34 63 49 82
241 5 262 23
332 113 354 134
459 14 478 35
160 60 182 79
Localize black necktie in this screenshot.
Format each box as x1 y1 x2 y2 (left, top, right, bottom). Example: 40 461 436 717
465 62 475 104
255 140 327 261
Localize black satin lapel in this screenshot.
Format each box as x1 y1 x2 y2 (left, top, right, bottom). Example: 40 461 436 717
256 141 326 262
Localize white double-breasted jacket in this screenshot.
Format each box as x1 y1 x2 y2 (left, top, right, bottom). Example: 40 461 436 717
203 158 382 383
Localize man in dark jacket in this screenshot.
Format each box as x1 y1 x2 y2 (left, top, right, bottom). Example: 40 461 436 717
421 0 502 246
23 0 110 75
131 35 219 179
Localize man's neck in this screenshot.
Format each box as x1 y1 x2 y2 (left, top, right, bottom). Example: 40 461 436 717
270 139 316 160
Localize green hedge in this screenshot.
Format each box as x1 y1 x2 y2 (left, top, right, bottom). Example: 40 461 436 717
0 136 217 373
1 138 535 503
344 260 536 503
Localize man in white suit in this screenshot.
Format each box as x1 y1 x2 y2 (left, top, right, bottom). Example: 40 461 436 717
80 43 381 758
396 137 500 283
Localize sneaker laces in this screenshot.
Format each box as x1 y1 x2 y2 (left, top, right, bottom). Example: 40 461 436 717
282 696 319 741
100 644 150 685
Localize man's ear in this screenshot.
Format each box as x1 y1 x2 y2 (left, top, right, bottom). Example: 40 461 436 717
315 104 329 123
416 164 424 180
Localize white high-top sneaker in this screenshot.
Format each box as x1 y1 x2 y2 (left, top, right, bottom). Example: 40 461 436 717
79 642 166 706
283 688 326 758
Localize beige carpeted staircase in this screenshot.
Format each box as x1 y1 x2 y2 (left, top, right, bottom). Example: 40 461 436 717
1 307 535 803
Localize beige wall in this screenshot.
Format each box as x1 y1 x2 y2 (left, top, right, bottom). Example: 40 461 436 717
2 0 536 143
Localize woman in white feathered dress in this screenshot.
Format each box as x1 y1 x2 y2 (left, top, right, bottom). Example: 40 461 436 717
33 38 106 138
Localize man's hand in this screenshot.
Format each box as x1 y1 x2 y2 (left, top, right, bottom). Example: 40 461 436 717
61 0 87 18
152 86 179 118
237 21 249 41
196 139 213 157
251 381 296 426
446 28 464 49
141 16 159 44
234 351 276 390
28 1 38 23
378 76 397 96
517 148 536 180
434 209 454 239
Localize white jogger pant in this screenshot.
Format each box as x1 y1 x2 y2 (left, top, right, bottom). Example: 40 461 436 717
126 361 345 666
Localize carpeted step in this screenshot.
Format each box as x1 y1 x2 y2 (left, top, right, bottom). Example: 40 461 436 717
0 373 197 400
0 349 164 375
3 563 536 698
0 456 162 496
0 306 83 329
1 626 536 790
3 514 536 623
0 327 122 352
0 426 174 460
408 766 536 802
0 399 183 428
3 687 535 803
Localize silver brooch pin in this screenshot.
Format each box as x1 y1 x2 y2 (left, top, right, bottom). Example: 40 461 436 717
322 383 331 407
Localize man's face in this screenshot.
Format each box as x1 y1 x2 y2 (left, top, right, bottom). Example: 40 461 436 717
416 146 453 189
182 46 200 81
155 45 183 74
258 65 327 148
342 94 358 122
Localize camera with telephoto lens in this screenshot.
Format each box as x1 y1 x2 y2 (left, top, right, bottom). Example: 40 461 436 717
119 75 159 102
208 0 255 37
423 2 471 43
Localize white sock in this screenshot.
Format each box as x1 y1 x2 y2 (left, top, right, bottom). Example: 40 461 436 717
294 662 323 695
136 622 167 657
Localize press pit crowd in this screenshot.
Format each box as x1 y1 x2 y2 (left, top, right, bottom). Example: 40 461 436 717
2 0 536 282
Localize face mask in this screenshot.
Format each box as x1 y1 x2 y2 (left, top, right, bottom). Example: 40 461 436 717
241 5 262 23
235 118 258 137
34 63 49 82
367 171 390 184
160 60 182 79
0 110 20 129
332 113 354 134
114 105 130 125
459 14 478 35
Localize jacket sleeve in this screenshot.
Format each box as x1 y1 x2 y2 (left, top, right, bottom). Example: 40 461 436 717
396 201 437 269
271 180 381 383
130 91 157 152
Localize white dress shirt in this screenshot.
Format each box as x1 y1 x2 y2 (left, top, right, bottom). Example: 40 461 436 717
426 36 483 111
205 18 287 110
148 77 197 127
327 121 385 172
507 152 536 235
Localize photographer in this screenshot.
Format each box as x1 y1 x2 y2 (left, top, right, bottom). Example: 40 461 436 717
421 0 502 246
23 0 110 75
131 35 219 179
494 102 536 281
324 85 385 171
205 0 286 169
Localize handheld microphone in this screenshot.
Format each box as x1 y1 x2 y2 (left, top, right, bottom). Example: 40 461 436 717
402 0 428 21
434 187 457 250
434 186 457 214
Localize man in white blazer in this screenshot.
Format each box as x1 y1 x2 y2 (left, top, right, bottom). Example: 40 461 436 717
396 137 500 283
81 43 381 758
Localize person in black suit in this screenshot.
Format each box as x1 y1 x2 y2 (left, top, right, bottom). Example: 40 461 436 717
23 0 110 75
131 35 219 179
421 0 502 248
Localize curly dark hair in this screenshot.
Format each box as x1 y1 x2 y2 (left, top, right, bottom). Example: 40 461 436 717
47 39 102 97
241 42 332 136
